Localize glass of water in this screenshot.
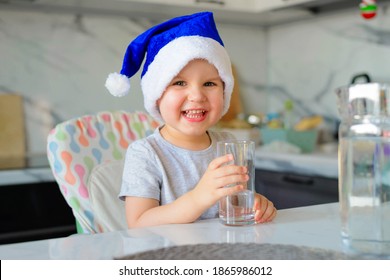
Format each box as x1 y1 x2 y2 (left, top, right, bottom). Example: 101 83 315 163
217 140 256 226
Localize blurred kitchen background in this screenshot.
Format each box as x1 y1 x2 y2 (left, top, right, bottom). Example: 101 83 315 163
1 0 390 244
1 0 390 159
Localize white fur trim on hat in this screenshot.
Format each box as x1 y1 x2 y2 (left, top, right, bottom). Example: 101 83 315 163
141 36 234 122
105 72 131 97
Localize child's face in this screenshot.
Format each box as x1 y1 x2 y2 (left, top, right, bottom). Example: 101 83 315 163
157 59 224 138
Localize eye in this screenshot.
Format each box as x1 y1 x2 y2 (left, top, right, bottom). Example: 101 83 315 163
204 81 216 87
172 80 186 86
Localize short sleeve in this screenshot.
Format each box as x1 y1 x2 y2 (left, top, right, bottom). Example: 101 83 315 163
119 140 161 201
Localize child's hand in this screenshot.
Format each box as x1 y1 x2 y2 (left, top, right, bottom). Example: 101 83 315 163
190 154 248 210
253 193 277 223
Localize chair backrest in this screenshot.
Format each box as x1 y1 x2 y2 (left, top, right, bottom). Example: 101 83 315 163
47 111 160 233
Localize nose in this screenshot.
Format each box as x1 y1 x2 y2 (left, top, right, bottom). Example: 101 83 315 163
187 86 206 102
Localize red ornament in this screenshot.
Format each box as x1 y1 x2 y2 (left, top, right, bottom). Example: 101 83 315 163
360 0 377 20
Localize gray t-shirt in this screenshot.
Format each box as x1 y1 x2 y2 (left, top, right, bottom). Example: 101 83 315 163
119 128 234 220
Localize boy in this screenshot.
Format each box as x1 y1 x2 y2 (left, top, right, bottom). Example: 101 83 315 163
105 12 276 228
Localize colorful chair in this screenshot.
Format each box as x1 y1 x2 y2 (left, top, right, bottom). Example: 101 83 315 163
47 111 160 234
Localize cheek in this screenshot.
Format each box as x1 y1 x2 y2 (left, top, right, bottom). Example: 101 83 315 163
157 94 183 116
210 93 225 110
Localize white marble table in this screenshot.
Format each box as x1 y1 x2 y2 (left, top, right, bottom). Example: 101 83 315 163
0 203 347 260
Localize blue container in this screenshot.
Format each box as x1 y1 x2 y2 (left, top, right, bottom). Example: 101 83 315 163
260 128 318 153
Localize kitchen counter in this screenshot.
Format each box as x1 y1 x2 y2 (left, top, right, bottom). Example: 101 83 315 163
0 149 338 186
0 154 53 186
0 203 348 260
255 148 338 178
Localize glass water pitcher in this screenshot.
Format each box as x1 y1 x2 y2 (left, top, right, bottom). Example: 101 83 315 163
336 83 390 257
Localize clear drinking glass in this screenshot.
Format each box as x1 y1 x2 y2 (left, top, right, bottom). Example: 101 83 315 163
217 140 255 226
336 83 390 257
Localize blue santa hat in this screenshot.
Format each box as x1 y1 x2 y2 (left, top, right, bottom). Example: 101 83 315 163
105 11 234 122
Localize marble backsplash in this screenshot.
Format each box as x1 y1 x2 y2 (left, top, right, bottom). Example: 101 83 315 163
267 5 390 123
0 10 266 156
1 5 390 157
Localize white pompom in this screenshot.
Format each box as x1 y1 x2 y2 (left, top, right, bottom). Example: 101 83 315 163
105 72 131 97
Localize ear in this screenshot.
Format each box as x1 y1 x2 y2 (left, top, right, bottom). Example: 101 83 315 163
156 97 162 111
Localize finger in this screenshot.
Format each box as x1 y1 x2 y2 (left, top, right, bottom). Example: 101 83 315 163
217 173 249 188
255 195 268 213
213 165 247 182
254 197 275 222
266 208 277 222
219 184 244 197
261 207 277 223
208 154 234 170
221 165 248 176
256 203 277 223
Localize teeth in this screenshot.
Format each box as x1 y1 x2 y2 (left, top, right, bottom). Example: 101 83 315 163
184 110 206 119
185 110 205 114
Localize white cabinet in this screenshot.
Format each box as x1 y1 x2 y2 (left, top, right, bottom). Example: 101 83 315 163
15 0 344 13
118 0 259 13
1 0 349 25
119 0 329 13
253 0 316 12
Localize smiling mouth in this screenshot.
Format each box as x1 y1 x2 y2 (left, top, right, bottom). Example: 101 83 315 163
182 109 207 119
